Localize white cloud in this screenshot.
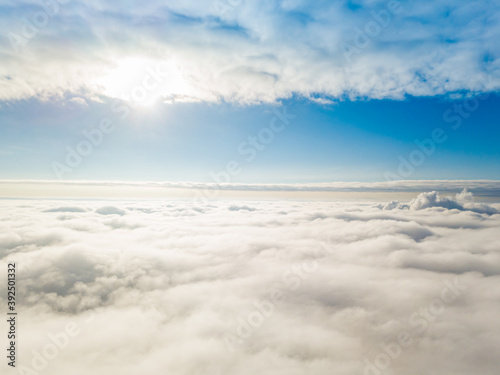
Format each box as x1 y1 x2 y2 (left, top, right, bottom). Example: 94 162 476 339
0 192 499 374
0 0 499 103
381 189 499 214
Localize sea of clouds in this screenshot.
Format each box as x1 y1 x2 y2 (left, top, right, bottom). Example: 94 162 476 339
1 190 499 375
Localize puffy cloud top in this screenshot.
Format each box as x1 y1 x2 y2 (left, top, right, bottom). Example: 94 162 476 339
382 189 499 214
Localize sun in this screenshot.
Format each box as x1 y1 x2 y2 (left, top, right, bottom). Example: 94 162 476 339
96 56 192 107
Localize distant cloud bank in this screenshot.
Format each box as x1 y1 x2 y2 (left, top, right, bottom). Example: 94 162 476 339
1 179 500 199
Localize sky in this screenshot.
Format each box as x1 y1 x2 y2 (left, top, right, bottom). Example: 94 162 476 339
2 3 500 374
0 0 499 184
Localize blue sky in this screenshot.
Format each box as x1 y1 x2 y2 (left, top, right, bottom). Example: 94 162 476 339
0 0 499 183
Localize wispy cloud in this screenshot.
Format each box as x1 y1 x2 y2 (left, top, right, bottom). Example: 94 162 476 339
2 179 500 191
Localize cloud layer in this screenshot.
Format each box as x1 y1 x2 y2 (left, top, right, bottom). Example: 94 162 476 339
0 0 499 103
1 192 499 374
2 179 500 197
